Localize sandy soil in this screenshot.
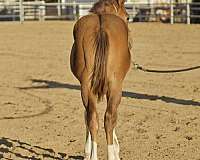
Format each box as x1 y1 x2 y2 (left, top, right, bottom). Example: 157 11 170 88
0 21 200 160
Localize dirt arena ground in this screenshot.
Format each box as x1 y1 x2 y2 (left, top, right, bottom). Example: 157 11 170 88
0 21 200 160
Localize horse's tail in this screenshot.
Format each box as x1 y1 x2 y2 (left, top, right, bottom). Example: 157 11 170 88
91 15 109 101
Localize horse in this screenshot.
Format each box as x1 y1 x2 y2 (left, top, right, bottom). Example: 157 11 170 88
70 0 131 159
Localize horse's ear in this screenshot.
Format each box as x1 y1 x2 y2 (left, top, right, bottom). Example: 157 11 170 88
117 0 125 6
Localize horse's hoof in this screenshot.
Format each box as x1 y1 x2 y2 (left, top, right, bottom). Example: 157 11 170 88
83 155 90 160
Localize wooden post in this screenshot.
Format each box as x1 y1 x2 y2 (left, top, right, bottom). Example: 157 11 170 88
149 0 155 21
19 0 24 23
186 0 190 24
39 1 45 21
58 0 61 18
73 0 77 20
132 3 135 22
170 0 174 24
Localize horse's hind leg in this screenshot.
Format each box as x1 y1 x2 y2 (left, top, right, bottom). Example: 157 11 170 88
104 82 122 160
81 83 98 160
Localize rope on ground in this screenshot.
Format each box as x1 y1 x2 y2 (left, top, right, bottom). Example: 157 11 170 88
132 62 200 73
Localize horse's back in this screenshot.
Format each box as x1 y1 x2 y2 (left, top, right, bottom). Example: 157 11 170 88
74 14 128 41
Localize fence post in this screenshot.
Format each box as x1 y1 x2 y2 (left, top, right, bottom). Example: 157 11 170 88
73 0 78 20
149 0 155 21
58 0 61 18
19 0 24 23
170 0 174 24
39 1 45 21
132 3 135 22
186 0 190 24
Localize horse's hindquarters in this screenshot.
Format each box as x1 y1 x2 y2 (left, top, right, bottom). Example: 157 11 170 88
70 14 131 88
104 15 131 82
70 15 99 82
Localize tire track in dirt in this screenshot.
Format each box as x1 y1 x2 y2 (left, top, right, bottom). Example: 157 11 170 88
0 86 53 120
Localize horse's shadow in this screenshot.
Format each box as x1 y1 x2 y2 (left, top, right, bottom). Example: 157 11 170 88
19 79 200 107
0 137 83 160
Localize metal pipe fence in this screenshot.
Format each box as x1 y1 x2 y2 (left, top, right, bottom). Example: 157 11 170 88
0 1 200 24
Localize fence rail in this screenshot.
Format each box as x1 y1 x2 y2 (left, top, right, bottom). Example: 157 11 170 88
0 1 200 24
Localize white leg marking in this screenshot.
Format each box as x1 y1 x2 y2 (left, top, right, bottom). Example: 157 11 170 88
113 129 120 154
107 145 115 160
90 141 98 160
84 112 92 160
107 130 120 160
84 131 92 160
84 112 98 160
